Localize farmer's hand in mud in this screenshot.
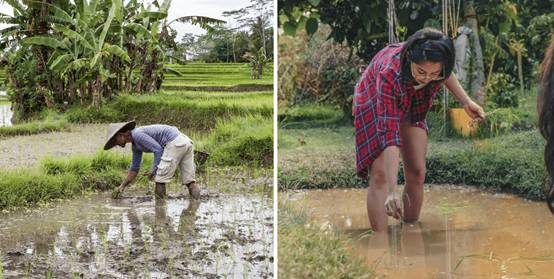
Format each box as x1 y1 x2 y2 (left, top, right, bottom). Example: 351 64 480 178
385 192 402 220
463 100 485 122
143 171 155 181
112 183 126 199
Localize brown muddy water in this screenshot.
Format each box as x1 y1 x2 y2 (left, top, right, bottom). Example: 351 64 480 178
285 185 554 278
0 192 273 278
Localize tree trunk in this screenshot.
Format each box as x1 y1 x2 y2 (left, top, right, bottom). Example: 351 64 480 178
463 2 486 105
92 76 102 110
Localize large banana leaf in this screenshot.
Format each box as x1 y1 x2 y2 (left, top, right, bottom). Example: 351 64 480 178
171 16 225 33
49 53 72 71
123 23 150 37
137 11 168 20
98 0 119 52
163 66 182 77
173 16 225 26
103 43 130 63
21 36 66 49
53 25 94 50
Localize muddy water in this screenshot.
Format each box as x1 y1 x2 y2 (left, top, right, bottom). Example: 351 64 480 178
286 185 554 278
0 104 12 127
0 193 273 278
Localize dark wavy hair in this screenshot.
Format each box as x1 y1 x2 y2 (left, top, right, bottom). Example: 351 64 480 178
538 36 554 214
400 28 455 83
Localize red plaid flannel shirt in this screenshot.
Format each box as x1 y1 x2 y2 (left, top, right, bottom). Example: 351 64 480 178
353 43 443 178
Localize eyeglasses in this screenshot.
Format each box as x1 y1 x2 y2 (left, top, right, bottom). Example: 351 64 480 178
410 63 444 81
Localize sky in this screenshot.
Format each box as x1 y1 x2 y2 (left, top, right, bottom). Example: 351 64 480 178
0 0 258 40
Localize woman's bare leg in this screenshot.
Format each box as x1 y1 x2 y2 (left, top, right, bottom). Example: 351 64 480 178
367 146 400 232
400 123 428 222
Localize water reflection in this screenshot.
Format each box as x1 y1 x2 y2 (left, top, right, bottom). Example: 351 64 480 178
0 194 273 278
289 186 554 278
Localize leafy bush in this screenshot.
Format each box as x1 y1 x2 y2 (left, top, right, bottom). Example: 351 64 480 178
65 105 123 123
487 73 518 108
278 26 364 116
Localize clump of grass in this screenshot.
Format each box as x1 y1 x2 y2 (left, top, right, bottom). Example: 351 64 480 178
65 105 123 123
204 115 273 167
0 170 80 209
0 110 69 137
278 200 374 278
0 120 68 137
0 151 154 210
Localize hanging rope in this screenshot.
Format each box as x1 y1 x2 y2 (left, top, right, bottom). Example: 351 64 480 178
387 0 399 44
442 0 449 135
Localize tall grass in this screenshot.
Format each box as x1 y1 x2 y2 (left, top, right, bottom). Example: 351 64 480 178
279 200 374 279
65 93 272 131
0 152 153 210
205 115 273 167
0 110 69 137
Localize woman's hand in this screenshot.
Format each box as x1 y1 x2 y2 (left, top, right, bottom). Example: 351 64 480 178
463 100 485 121
385 192 402 220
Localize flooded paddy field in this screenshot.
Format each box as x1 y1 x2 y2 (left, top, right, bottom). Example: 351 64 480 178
0 188 273 278
285 185 554 278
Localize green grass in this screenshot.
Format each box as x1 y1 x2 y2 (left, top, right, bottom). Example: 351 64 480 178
0 111 69 137
0 152 147 210
162 63 273 89
159 90 272 99
279 104 348 129
0 120 68 137
204 115 273 167
65 92 272 131
279 126 547 200
279 200 374 279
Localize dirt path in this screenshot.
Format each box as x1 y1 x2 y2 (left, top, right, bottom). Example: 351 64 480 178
0 124 129 169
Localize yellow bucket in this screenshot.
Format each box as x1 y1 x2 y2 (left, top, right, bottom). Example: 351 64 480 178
448 108 477 137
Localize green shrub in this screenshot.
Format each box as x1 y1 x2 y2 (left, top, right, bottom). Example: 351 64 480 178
205 115 273 167
487 73 518 108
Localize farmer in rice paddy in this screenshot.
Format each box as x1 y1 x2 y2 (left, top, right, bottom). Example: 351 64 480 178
103 121 201 199
353 28 485 232
538 36 554 214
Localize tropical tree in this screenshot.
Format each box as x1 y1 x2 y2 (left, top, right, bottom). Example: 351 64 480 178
0 0 224 117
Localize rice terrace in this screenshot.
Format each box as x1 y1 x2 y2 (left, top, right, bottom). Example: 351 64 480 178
0 0 274 278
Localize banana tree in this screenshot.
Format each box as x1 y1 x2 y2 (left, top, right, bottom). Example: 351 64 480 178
508 39 527 96
23 0 129 109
